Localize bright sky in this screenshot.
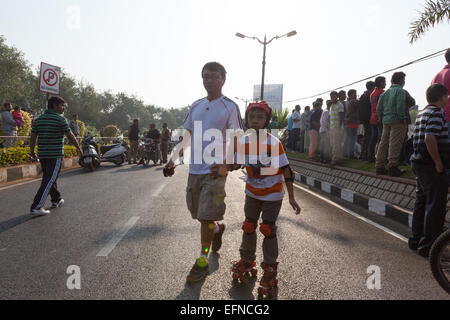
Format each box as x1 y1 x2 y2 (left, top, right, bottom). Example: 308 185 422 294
0 0 449 114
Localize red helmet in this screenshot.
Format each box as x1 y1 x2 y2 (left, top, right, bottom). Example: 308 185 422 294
245 101 272 128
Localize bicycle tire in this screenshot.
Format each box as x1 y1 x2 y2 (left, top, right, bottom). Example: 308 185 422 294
430 230 450 294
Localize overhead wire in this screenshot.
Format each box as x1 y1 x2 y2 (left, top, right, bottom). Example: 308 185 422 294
283 48 448 105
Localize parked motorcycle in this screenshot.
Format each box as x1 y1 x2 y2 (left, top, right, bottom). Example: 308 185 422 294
138 138 160 167
79 136 128 171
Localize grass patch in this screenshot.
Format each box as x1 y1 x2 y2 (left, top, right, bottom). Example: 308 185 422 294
286 151 416 181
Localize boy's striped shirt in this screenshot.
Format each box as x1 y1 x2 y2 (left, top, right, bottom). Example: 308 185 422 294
236 132 289 202
411 105 449 165
31 110 71 159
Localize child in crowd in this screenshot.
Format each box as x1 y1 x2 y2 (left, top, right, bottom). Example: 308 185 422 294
227 101 302 298
12 106 23 129
354 134 364 159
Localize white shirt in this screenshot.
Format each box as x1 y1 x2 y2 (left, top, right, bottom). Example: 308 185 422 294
292 111 302 129
183 96 243 175
320 110 330 133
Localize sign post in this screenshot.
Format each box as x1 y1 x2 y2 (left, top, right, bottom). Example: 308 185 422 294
39 62 61 99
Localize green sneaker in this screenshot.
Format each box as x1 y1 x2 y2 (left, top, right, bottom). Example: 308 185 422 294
186 257 209 283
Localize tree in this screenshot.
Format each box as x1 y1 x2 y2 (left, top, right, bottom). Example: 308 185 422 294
0 36 38 108
272 108 290 129
409 0 450 44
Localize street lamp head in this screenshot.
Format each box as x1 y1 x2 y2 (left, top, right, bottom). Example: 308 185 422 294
287 30 297 37
236 32 246 39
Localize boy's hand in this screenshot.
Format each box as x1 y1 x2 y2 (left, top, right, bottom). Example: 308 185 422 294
289 196 301 215
210 164 228 179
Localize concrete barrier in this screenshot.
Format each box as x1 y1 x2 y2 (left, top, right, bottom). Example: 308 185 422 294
290 157 450 226
0 157 80 184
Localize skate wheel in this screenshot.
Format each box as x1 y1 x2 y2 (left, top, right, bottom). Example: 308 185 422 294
250 269 258 277
232 273 239 281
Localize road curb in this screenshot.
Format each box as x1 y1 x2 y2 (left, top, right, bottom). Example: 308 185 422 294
293 172 414 228
0 157 80 185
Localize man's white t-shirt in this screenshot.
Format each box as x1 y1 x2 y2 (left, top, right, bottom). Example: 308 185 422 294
183 96 244 175
292 111 302 129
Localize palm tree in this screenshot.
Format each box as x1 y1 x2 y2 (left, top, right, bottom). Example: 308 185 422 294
272 108 290 129
409 0 450 44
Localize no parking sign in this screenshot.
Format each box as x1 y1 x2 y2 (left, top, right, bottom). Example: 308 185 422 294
39 62 61 95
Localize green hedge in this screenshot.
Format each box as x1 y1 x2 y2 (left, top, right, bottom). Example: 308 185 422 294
0 145 78 167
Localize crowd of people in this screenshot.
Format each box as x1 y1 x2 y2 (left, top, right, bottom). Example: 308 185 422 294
126 119 176 165
0 103 34 148
285 49 450 180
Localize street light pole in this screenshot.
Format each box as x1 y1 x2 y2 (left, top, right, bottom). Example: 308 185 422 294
261 34 267 101
236 30 297 102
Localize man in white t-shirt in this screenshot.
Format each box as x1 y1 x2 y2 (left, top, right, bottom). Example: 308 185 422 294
165 62 243 283
292 105 302 152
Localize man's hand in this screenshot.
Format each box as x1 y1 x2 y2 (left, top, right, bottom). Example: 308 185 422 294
435 162 444 174
210 164 228 179
289 196 301 215
165 159 175 170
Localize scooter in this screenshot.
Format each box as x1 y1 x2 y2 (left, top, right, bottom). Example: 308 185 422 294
79 136 101 172
79 136 128 171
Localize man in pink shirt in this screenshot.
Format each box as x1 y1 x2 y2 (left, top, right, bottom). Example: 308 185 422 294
432 48 450 139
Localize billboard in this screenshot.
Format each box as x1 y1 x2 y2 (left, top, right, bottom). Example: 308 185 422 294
253 84 283 112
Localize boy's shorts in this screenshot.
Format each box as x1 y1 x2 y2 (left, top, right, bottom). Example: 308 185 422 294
186 174 227 222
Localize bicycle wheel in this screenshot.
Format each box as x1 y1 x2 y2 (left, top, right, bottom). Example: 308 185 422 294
430 230 450 294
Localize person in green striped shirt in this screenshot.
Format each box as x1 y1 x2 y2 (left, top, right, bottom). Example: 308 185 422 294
29 97 82 216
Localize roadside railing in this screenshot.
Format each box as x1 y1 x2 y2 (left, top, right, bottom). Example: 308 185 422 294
0 136 132 149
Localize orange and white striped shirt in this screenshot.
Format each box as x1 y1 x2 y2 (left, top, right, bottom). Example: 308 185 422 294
235 132 289 202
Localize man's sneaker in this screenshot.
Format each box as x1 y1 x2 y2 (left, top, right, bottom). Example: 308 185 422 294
212 223 226 253
30 208 50 216
51 199 65 209
389 167 406 177
186 257 209 283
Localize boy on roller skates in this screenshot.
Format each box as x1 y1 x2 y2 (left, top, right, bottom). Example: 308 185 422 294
216 101 301 298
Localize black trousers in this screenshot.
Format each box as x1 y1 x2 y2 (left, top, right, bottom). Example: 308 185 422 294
30 158 63 211
361 122 370 159
410 162 448 252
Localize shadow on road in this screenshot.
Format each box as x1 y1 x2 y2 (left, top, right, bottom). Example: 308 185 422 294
228 277 257 300
95 224 165 245
175 278 207 300
174 253 221 300
115 165 150 173
279 215 408 253
0 214 37 234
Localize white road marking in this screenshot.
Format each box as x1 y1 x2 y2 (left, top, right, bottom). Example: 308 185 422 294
293 184 408 243
152 182 167 197
0 178 42 191
97 216 140 257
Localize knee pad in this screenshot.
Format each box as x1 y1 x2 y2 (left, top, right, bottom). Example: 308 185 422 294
242 219 257 234
260 222 277 239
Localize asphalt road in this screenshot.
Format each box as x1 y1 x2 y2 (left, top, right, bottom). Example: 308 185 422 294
0 163 448 300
